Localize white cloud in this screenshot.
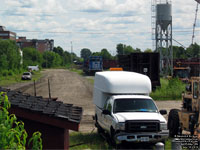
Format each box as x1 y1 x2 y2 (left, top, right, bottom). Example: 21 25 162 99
0 0 199 55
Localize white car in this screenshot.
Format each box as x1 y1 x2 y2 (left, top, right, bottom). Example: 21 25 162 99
21 72 32 80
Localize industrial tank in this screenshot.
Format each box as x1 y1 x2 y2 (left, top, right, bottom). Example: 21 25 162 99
156 3 172 30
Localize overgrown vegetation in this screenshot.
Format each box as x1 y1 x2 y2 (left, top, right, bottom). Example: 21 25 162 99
151 78 185 100
0 92 42 149
69 132 111 150
0 40 81 79
0 71 42 87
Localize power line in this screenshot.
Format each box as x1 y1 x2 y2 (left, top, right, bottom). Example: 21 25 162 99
13 29 200 35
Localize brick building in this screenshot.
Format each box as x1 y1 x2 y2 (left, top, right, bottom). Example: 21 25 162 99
17 37 54 53
0 26 16 41
0 25 54 53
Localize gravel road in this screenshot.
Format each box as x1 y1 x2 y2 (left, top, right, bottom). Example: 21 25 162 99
5 69 182 133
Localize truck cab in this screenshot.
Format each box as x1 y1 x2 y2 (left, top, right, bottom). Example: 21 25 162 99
93 71 169 144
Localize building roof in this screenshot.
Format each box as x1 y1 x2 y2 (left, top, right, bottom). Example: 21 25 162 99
0 87 83 127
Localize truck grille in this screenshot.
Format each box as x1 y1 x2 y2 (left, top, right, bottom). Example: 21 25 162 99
125 120 160 132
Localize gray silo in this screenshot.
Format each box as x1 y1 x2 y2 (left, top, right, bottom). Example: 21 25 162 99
155 1 173 76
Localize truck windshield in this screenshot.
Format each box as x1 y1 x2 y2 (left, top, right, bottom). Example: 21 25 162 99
113 99 158 113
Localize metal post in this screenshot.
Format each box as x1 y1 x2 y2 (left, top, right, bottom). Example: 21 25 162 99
48 78 51 99
171 138 182 150
155 142 165 150
71 41 73 68
34 80 36 96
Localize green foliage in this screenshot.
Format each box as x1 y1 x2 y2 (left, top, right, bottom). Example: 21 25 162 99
80 48 92 60
69 132 111 150
116 43 141 55
100 48 112 60
42 51 62 68
22 47 43 68
144 48 153 53
0 40 21 73
91 49 113 60
151 78 185 100
0 92 42 149
159 43 200 59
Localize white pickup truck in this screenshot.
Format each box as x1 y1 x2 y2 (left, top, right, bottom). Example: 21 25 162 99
93 71 169 144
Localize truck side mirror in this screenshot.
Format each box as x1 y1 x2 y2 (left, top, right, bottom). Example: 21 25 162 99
102 110 111 115
160 110 167 115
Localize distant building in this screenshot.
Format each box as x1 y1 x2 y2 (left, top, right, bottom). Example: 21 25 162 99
0 26 16 41
17 37 54 53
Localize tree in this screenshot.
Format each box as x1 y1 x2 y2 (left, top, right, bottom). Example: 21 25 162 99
0 39 21 71
100 48 112 60
42 51 62 68
124 45 134 54
92 52 101 56
144 48 153 53
116 43 137 55
22 47 43 68
53 46 64 57
186 43 200 58
135 48 141 53
173 46 186 59
116 43 124 55
80 48 92 60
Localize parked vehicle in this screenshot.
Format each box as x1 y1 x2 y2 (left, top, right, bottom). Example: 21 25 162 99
28 65 39 71
21 72 32 80
93 71 168 145
168 77 200 138
83 56 103 75
118 53 160 90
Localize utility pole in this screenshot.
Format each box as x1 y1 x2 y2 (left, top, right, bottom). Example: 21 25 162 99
192 2 199 44
71 41 73 68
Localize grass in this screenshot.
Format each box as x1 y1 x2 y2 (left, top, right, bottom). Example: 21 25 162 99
150 78 186 100
69 132 111 150
69 68 84 76
0 71 42 87
69 68 186 101
69 132 172 150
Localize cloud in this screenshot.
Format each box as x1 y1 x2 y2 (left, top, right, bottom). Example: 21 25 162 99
0 0 198 55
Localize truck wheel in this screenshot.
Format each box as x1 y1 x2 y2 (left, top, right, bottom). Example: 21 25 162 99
110 127 116 147
168 109 180 137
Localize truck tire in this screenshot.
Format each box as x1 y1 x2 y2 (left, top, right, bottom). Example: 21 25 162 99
168 109 180 137
110 127 117 147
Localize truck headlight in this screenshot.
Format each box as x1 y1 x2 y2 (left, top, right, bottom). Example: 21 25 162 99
160 123 167 130
115 123 125 130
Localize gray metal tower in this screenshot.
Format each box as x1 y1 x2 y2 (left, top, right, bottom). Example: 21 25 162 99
152 0 173 76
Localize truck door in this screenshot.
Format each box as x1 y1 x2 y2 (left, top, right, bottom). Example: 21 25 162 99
104 99 113 131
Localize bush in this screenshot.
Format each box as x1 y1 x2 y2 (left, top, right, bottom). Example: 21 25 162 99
151 78 185 100
2 70 8 77
8 70 14 76
0 92 42 149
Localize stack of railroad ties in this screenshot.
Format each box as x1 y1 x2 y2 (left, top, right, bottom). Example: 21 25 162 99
0 87 83 124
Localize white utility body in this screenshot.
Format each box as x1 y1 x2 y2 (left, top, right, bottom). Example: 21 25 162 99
93 71 169 144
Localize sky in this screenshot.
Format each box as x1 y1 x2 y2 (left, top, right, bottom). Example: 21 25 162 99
0 0 199 56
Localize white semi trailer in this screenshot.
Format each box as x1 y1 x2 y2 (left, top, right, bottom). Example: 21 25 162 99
93 71 169 144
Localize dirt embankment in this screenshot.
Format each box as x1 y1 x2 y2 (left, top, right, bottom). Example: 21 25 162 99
5 69 182 133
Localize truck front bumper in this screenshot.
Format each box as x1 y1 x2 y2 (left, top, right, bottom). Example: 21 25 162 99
115 130 169 144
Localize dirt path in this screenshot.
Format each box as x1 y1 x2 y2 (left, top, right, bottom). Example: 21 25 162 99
5 69 182 133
